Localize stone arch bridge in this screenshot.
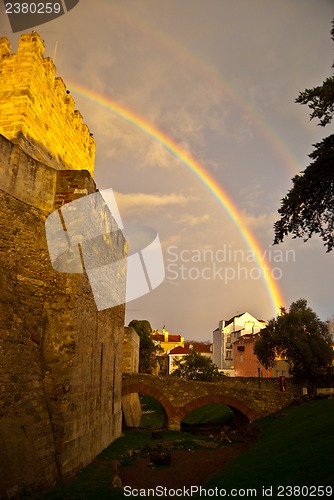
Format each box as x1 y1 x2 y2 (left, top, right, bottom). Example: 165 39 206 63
122 373 297 431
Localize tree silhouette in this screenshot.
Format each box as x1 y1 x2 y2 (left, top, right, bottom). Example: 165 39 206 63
274 21 334 252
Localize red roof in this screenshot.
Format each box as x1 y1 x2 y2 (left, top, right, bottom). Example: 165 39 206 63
169 346 189 355
150 333 182 343
151 334 164 342
185 341 212 353
234 332 261 344
168 334 182 342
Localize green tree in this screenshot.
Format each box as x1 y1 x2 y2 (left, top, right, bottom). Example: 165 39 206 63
171 348 221 382
274 20 334 252
128 319 156 373
254 299 333 383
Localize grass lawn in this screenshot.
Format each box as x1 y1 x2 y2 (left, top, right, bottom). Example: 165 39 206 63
139 394 166 428
202 398 334 497
140 395 235 427
36 429 212 499
35 398 334 499
182 402 234 425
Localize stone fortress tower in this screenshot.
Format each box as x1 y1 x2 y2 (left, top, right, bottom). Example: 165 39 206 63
0 32 95 174
0 33 126 497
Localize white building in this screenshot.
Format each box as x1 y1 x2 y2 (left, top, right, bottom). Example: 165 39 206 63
161 342 213 375
212 312 266 375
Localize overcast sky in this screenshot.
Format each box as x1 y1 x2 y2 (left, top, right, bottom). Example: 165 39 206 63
1 0 334 341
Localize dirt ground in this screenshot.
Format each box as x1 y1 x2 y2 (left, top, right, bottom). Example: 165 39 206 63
119 435 257 490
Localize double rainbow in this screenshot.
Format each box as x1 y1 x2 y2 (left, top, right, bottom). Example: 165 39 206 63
69 82 284 313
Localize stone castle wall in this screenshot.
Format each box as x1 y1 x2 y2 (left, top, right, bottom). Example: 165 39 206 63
122 327 140 373
122 327 142 427
0 34 126 499
0 33 95 175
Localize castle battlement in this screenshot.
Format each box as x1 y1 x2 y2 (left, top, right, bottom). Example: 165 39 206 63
0 33 95 174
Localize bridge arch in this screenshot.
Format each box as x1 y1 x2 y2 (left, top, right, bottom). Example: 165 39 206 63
179 394 257 430
122 373 295 431
122 382 174 429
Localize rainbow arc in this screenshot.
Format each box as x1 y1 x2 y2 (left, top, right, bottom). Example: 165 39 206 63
69 82 285 313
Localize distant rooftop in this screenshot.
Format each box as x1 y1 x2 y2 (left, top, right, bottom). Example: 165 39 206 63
151 332 183 343
169 346 189 355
